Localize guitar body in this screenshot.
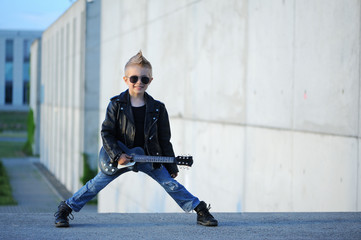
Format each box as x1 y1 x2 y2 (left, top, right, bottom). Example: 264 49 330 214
98 141 193 176
99 141 139 175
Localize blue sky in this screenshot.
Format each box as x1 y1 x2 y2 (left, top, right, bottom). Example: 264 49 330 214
0 0 74 30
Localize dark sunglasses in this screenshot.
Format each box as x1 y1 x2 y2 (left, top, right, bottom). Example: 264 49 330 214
127 75 150 84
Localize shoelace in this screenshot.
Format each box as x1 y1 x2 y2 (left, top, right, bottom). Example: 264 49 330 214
204 204 214 217
54 208 74 220
197 204 213 217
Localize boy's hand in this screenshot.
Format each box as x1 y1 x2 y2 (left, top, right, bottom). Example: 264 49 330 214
117 153 132 165
171 173 178 178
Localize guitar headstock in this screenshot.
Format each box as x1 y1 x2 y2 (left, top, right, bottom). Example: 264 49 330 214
175 156 193 167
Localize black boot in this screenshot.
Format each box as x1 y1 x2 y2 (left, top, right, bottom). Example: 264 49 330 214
194 201 218 227
54 201 73 227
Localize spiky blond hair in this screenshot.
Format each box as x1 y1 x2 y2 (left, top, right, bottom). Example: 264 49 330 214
124 50 152 76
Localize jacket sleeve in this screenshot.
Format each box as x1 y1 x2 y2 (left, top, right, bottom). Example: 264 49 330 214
101 100 123 161
157 104 179 174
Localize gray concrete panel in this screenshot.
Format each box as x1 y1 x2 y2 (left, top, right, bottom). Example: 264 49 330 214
243 127 293 212
182 0 247 123
292 132 358 211
179 120 245 212
293 0 360 136
147 0 198 21
247 0 294 129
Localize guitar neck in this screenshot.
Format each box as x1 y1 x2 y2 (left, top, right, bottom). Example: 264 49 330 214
133 155 174 163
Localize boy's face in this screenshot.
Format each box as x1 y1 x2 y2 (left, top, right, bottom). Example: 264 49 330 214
123 65 153 96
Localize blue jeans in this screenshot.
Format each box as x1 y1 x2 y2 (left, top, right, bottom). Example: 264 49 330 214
66 163 200 212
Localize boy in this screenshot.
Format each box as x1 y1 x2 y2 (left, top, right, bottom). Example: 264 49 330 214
54 51 218 227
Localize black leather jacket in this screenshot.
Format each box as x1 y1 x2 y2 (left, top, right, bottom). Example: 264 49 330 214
101 90 178 175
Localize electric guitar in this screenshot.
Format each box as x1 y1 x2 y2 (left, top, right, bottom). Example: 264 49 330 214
98 141 193 176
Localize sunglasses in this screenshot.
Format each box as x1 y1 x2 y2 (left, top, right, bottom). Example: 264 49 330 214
127 75 150 84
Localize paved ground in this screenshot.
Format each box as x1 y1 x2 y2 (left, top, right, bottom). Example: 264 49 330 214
1 211 361 239
0 157 96 213
0 157 60 213
0 157 360 240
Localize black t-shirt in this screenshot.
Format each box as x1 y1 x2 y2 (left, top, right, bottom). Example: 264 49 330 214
132 105 146 148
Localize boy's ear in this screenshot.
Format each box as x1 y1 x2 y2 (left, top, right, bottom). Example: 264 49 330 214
123 76 128 82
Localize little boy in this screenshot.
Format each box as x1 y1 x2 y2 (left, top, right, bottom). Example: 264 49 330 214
54 51 218 227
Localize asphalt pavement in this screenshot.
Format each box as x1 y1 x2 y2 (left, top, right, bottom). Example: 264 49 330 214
0 157 360 240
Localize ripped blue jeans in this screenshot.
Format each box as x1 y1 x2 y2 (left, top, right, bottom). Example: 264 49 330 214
66 163 200 212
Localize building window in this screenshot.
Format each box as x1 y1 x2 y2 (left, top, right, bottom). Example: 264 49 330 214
23 81 29 104
23 39 31 105
5 62 13 82
23 40 30 62
5 39 14 62
5 39 14 104
5 82 13 104
23 62 30 82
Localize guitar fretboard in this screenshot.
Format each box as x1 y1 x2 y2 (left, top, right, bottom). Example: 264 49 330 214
134 155 174 163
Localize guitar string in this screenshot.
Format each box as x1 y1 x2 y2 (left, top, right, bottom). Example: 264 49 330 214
134 156 174 163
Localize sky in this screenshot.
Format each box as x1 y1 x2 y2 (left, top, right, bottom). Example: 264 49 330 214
0 0 75 30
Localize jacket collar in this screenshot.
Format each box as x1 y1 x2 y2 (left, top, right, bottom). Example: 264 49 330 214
117 89 157 113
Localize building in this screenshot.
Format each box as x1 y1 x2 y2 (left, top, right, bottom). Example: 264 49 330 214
32 0 101 192
32 0 361 213
0 30 42 111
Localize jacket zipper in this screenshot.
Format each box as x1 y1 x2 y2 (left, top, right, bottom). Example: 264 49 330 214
145 117 158 155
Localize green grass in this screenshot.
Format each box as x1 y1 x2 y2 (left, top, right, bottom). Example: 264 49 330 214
0 131 27 138
0 142 26 158
0 161 17 205
0 111 28 132
0 110 30 157
23 109 35 155
0 111 28 205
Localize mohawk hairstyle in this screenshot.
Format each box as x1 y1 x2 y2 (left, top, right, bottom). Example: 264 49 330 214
124 50 152 76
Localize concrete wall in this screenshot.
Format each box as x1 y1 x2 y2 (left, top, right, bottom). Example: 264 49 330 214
39 0 101 192
30 39 42 155
98 0 361 213
34 0 360 213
